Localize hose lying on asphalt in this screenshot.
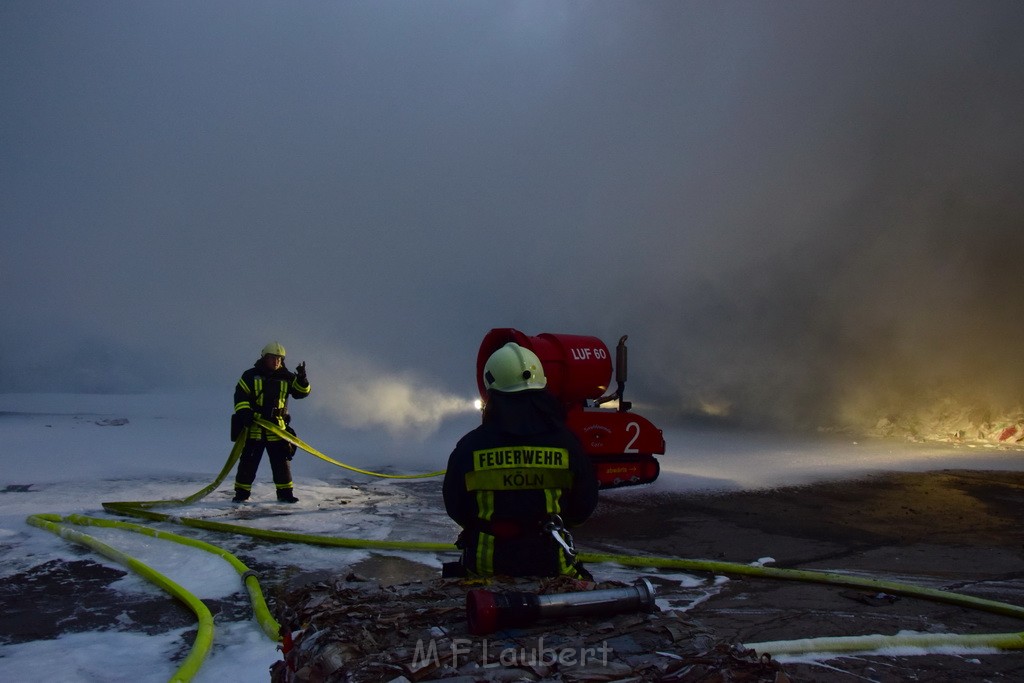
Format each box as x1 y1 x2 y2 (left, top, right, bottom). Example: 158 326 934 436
24 429 1024 683
24 430 452 683
100 496 1024 659
576 552 1024 655
25 513 215 683
21 434 252 683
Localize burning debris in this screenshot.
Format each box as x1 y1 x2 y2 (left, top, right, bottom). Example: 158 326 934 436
863 399 1024 447
269 572 789 682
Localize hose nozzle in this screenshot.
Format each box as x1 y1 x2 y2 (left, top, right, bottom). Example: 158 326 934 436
466 578 656 635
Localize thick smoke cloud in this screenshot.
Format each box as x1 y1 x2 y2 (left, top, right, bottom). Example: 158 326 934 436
590 2 1024 431
2 2 1022 435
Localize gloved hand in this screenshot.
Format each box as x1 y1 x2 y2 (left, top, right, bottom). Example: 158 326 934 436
237 408 254 426
296 361 307 383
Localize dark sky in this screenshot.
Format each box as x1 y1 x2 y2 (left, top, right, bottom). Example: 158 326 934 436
3 1 1023 434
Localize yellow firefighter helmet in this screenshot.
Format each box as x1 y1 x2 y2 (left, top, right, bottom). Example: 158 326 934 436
482 342 547 393
262 341 286 357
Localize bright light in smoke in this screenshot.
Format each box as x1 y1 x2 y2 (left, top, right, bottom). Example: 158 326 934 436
699 399 732 418
303 346 481 437
322 380 479 436
473 398 483 411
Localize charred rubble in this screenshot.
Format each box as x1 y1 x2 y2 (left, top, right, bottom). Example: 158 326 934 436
268 572 789 683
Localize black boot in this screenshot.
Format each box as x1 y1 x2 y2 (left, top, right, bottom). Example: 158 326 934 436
232 488 250 503
277 489 299 504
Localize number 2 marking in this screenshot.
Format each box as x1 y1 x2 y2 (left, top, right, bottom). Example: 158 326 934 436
625 421 640 453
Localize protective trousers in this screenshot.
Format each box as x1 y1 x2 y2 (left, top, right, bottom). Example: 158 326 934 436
234 438 294 498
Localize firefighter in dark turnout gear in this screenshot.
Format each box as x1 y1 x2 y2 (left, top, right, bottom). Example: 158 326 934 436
443 342 599 578
232 342 311 503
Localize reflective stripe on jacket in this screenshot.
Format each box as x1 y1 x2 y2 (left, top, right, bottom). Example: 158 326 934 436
234 361 310 440
443 411 598 577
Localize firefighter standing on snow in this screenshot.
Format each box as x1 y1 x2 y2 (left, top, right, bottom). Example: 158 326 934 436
443 342 599 578
232 342 311 504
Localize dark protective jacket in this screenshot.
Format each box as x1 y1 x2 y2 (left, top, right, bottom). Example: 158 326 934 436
443 390 599 577
234 361 311 441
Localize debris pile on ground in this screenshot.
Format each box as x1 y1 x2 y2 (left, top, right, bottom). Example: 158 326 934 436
268 572 790 682
836 397 1024 448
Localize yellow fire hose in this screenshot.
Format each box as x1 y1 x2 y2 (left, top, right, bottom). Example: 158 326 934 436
24 513 215 683
578 552 1024 654
23 425 1024 682
253 417 447 479
25 427 450 683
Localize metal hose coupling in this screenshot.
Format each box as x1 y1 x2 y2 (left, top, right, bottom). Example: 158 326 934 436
543 514 576 557
466 578 656 636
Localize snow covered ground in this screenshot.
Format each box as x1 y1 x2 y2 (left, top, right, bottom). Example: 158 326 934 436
2 393 1023 682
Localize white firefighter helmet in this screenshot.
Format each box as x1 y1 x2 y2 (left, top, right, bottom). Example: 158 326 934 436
262 341 286 357
482 342 547 393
